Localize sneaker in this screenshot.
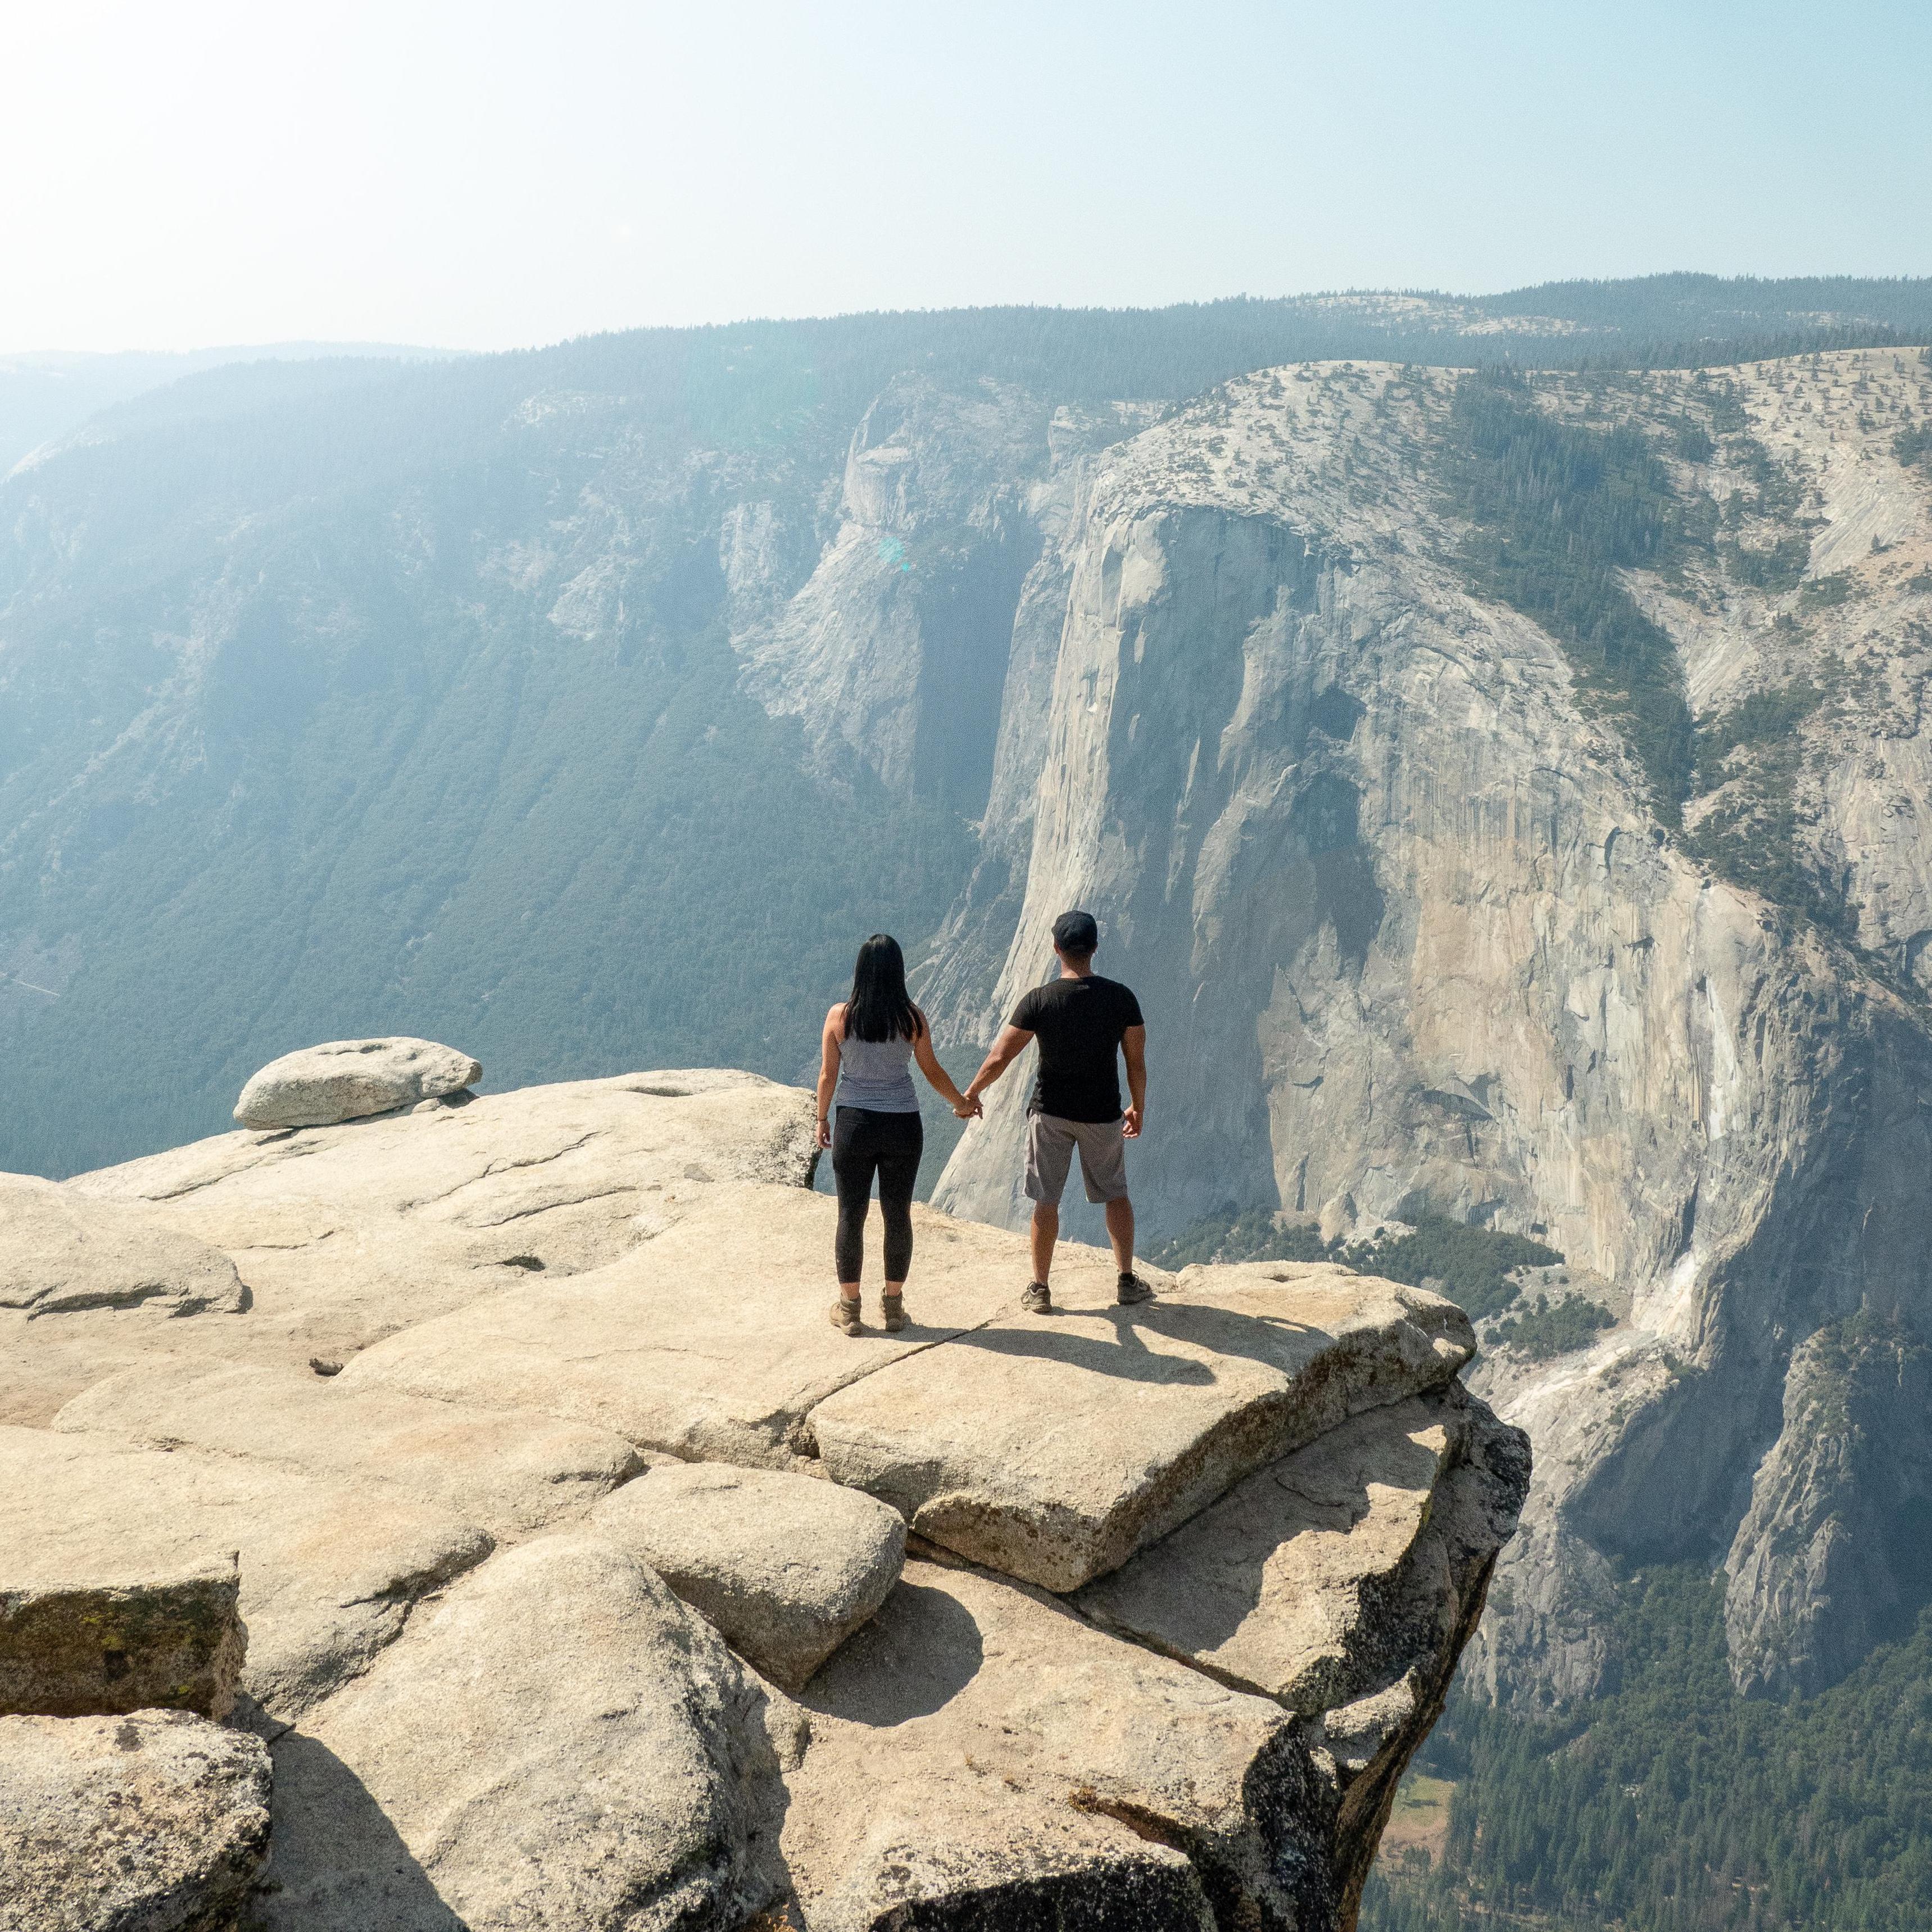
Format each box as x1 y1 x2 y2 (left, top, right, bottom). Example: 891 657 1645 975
1116 1272 1156 1306
829 1296 863 1336
1021 1282 1053 1314
881 1292 909 1334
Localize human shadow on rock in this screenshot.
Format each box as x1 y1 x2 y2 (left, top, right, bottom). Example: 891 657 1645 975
251 1731 466 1932
797 1581 985 1726
940 1301 1335 1387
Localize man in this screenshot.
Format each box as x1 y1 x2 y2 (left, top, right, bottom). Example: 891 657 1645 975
962 909 1153 1313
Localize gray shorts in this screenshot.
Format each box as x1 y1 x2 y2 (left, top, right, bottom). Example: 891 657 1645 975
1024 1112 1130 1206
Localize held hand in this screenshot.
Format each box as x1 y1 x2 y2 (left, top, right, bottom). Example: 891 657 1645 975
953 1094 984 1121
815 1115 832 1150
1122 1105 1143 1139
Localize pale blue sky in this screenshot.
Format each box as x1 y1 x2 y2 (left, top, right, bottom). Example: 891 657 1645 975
4 0 1927 354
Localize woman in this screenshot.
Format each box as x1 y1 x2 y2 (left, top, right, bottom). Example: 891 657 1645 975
817 933 979 1336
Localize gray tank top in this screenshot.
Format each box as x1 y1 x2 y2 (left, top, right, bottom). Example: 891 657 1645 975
835 1019 920 1113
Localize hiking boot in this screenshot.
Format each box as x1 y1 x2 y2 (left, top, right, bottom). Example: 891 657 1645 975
1021 1282 1052 1314
881 1291 909 1333
1116 1272 1156 1306
829 1296 863 1336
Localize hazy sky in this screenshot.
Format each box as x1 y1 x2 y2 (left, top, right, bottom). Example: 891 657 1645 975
6 0 1928 355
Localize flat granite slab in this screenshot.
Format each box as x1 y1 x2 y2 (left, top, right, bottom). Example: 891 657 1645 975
810 1262 1475 1591
1075 1389 1467 1710
0 1426 492 1720
64 1070 820 1369
338 1185 1132 1467
53 1359 643 1539
0 1172 246 1320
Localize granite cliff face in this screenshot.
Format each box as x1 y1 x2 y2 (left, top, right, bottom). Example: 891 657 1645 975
723 348 1932 1707
1 1063 1523 1931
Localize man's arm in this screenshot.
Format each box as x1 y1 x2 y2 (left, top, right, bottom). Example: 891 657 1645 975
964 1024 1034 1106
1121 1024 1147 1139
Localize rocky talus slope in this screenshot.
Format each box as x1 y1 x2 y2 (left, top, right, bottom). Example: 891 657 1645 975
1 1063 1525 1932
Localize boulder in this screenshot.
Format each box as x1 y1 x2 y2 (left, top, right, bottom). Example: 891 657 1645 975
1074 1389 1468 1709
256 1534 795 1932
0 1708 272 1932
783 1556 1331 1931
338 1184 1133 1466
809 1262 1476 1591
55 1359 643 1539
592 1461 904 1688
1 1427 492 1720
234 1037 482 1128
1 1554 243 1721
0 1173 244 1320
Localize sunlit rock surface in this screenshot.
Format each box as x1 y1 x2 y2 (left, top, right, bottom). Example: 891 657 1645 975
1 1067 1523 1930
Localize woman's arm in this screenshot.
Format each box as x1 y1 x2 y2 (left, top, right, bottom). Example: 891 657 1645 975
815 1005 844 1149
911 1007 981 1118
963 1024 1033 1109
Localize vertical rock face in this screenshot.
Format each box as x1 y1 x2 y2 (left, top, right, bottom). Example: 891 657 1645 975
901 350 1932 1706
0 1554 244 1721
730 375 1055 814
1724 1313 1932 1697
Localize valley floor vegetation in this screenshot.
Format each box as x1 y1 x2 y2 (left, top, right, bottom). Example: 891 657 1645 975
1362 1567 1932 1932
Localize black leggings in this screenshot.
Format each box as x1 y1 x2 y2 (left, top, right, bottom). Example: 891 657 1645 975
832 1106 923 1285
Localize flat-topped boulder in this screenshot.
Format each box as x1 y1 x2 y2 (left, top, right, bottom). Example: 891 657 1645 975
0 1709 272 1932
1 1427 492 1719
234 1036 482 1128
791 1396 1527 1932
592 1460 905 1688
1 1553 243 1720
0 1173 246 1321
811 1262 1474 1590
54 1359 642 1539
256 1535 793 1932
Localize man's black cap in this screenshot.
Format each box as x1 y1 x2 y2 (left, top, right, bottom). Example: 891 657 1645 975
1052 909 1100 955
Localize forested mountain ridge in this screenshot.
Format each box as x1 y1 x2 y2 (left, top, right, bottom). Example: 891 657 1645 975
9 277 1920 1186
0 341 453 475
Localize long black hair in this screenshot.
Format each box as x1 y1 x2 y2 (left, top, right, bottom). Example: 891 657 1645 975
845 933 922 1043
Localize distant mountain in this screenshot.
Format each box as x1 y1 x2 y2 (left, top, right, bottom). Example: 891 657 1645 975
0 342 456 475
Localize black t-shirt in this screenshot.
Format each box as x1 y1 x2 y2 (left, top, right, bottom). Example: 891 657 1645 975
1010 974 1144 1122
